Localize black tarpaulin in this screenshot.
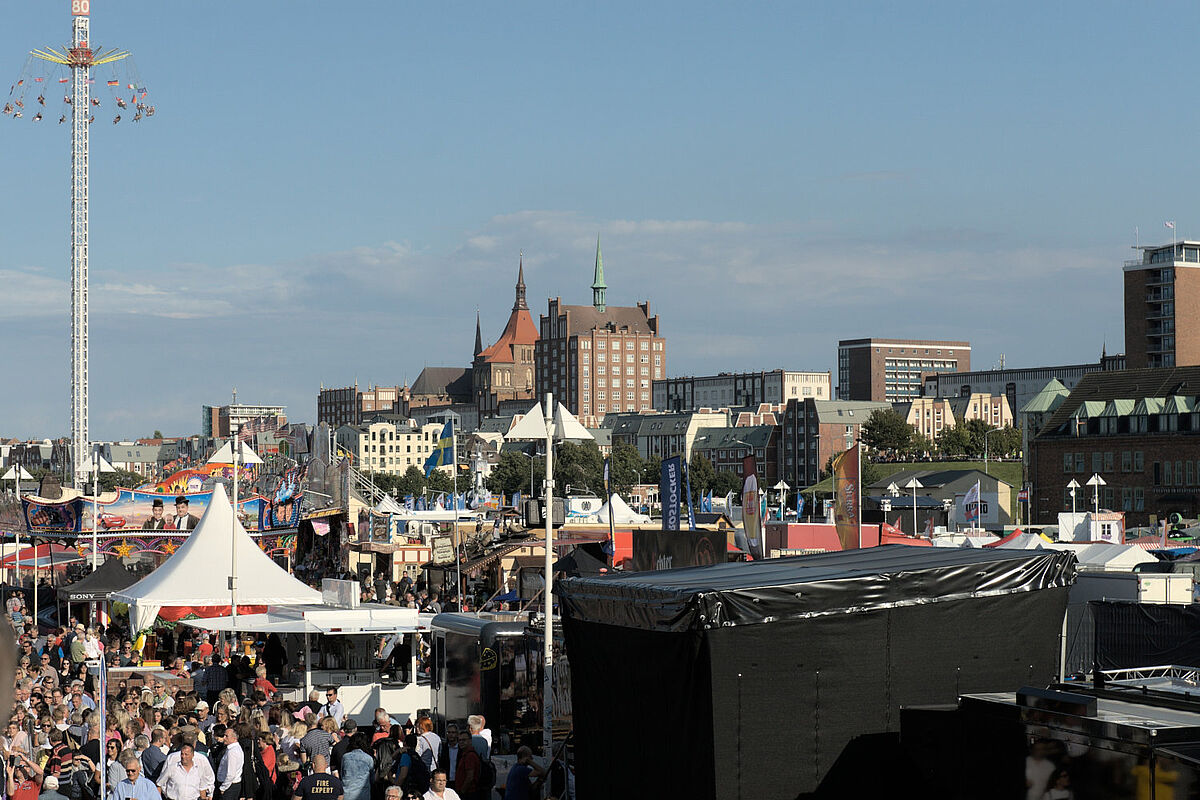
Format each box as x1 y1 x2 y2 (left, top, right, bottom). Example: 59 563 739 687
557 544 1076 633
1092 600 1200 671
60 557 138 603
557 545 1075 800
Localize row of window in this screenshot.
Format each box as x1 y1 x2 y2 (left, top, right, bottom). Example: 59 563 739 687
1062 451 1145 473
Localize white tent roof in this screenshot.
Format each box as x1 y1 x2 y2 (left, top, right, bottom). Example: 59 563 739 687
111 484 322 631
993 533 1051 550
374 495 406 514
594 493 652 525
1045 541 1158 570
179 604 435 635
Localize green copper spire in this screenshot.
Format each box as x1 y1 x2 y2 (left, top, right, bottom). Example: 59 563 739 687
591 235 607 312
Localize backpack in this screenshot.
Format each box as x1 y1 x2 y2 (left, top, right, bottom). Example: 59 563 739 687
478 758 497 795
398 751 430 794
373 739 400 781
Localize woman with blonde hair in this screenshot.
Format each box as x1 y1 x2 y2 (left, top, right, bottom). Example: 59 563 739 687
218 688 239 715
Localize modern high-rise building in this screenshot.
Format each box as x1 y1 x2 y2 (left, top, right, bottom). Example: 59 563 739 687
1124 240 1200 369
836 338 971 402
535 239 665 425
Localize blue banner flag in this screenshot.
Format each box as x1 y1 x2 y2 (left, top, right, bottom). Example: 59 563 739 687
661 456 682 531
796 494 805 519
416 496 427 511
423 420 454 477
683 458 697 531
513 491 522 510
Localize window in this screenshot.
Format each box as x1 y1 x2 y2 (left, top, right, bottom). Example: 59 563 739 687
1063 453 1073 473
655 356 662 366
1134 487 1145 511
1135 451 1144 471
1178 461 1185 487
1074 454 1085 473
598 340 606 348
1104 452 1113 472
611 353 620 362
1122 488 1132 512
626 340 635 350
598 391 605 399
1164 461 1172 486
1121 451 1131 472
641 341 649 350
1092 452 1102 472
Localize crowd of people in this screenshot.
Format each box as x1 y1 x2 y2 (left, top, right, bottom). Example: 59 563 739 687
1 600 570 800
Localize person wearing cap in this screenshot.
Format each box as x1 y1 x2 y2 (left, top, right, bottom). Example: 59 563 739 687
38 774 69 800
142 499 169 530
172 497 201 532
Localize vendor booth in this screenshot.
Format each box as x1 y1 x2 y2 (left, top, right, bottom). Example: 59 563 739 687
59 556 138 626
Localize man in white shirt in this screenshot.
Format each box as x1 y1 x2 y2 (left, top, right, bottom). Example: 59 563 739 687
215 728 243 800
158 744 214 800
318 689 344 727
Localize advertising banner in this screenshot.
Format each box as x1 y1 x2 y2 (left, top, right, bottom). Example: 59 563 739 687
630 529 727 572
741 456 761 557
832 446 859 550
661 456 681 531
24 488 300 534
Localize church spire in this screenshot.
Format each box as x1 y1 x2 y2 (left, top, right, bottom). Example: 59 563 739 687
474 309 483 356
514 252 528 311
591 235 607 312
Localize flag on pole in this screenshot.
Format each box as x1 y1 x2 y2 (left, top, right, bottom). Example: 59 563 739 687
513 491 522 510
832 446 860 550
796 493 804 519
661 456 682 531
423 420 454 476
963 480 981 527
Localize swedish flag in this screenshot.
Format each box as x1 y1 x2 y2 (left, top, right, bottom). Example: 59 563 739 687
423 420 454 477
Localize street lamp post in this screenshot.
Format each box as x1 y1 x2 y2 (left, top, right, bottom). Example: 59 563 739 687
504 394 593 762
905 477 923 536
1086 473 1107 538
983 428 1004 476
1066 478 1080 520
773 480 790 522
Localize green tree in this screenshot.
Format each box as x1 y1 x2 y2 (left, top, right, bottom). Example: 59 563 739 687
486 451 543 496
860 409 915 455
936 423 972 457
152 430 163 439
426 469 453 494
99 467 149 492
556 441 605 497
686 454 717 496
821 453 881 487
710 470 741 498
607 442 644 495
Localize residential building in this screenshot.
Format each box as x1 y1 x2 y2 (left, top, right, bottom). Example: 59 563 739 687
920 353 1125 421
201 399 287 440
653 370 830 412
103 443 168 478
946 393 1013 429
473 261 539 415
1124 240 1200 369
837 338 970 402
605 410 729 460
779 399 891 488
317 384 409 429
8 439 72 475
1028 365 1200 526
692 425 778 486
535 239 666 425
334 419 447 476
894 397 955 442
1018 379 1071 472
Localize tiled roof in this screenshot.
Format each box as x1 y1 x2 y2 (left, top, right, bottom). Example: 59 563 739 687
1020 378 1070 414
477 308 539 364
1036 366 1200 437
558 304 655 335
411 367 473 398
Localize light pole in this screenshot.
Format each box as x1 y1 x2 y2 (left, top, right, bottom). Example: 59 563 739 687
983 428 1004 476
773 480 790 521
504 394 593 762
1066 478 1080 518
1086 473 1106 538
904 477 923 536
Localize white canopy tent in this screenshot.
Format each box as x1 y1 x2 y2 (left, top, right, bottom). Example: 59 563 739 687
594 493 652 525
111 484 322 631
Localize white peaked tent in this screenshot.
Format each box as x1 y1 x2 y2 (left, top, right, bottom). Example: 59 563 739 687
595 493 652 525
111 484 322 632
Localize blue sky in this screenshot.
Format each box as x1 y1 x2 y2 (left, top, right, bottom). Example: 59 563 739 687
1 1 1197 439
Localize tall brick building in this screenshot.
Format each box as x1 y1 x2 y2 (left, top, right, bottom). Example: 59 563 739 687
1124 240 1200 369
473 261 539 416
837 338 970 402
1029 365 1200 526
535 239 665 425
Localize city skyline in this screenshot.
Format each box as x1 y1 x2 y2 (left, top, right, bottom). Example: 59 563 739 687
2 2 1196 438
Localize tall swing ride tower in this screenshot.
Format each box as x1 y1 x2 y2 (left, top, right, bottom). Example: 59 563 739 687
6 0 153 486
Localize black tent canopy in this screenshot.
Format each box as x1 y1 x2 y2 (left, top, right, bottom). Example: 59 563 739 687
556 545 1077 799
60 558 138 603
